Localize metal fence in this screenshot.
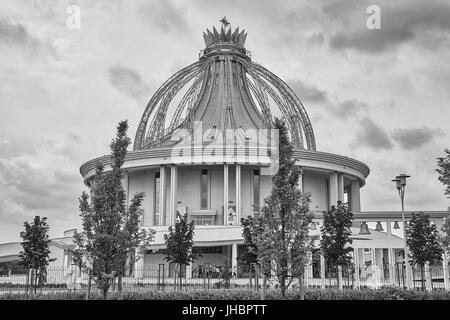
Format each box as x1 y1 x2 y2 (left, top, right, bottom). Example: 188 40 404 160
0 263 448 295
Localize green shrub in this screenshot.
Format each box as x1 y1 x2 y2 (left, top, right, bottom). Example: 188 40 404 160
1 287 450 300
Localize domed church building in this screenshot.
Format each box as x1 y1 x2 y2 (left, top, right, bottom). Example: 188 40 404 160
78 19 448 282
1 19 448 289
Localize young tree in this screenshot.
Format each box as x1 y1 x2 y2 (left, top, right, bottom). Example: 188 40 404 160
437 148 450 202
406 212 443 289
239 216 259 266
253 118 313 299
73 120 154 299
18 216 56 290
437 149 450 257
164 212 199 289
320 201 353 268
440 217 450 260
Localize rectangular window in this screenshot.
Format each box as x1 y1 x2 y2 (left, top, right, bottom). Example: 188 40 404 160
200 169 208 210
252 169 260 213
154 172 160 226
192 246 223 254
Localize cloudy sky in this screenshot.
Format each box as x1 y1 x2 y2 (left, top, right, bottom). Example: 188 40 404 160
0 0 449 242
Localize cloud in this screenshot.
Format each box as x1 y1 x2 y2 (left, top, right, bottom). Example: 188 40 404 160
391 127 444 150
287 80 328 103
0 17 55 56
329 29 415 53
325 0 450 53
307 33 325 48
352 117 393 150
0 18 28 44
0 139 36 158
138 0 190 34
0 131 90 240
332 99 368 119
108 65 150 100
0 156 79 213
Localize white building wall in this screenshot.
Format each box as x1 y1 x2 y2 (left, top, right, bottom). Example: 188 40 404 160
126 165 355 226
241 166 252 217
177 167 200 211
303 173 328 212
128 169 154 227
164 167 171 225
143 252 226 269
193 253 226 267
210 165 223 213
260 174 272 208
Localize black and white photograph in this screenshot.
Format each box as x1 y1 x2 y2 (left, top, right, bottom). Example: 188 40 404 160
1 0 450 313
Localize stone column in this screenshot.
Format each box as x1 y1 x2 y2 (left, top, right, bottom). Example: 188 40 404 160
354 248 360 289
425 262 432 291
386 221 395 284
358 248 366 287
443 254 449 290
235 165 241 223
303 251 314 289
305 251 313 287
159 165 166 226
338 174 344 202
186 265 192 279
134 248 144 279
223 164 229 225
329 173 338 208
320 254 326 289
186 248 192 279
169 165 178 225
231 243 238 277
298 167 304 193
371 248 378 289
388 248 395 285
350 180 361 212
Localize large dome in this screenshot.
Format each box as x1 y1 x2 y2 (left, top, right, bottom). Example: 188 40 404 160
133 19 316 151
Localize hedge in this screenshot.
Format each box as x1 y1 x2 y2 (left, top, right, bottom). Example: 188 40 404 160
1 287 450 300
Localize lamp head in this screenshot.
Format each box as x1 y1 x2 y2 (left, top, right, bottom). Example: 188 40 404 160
391 178 402 190
395 174 410 187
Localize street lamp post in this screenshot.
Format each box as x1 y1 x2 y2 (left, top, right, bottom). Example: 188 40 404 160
391 174 411 289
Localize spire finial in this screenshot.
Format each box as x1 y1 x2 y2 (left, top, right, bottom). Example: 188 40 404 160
220 16 230 29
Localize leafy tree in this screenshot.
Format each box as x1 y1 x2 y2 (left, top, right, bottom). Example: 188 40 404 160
439 217 450 260
18 216 56 290
437 149 450 257
406 212 443 289
320 201 353 268
163 212 199 289
239 216 259 266
252 118 313 299
73 120 155 299
437 148 450 202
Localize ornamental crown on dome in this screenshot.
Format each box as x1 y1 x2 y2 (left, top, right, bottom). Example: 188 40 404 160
202 17 247 48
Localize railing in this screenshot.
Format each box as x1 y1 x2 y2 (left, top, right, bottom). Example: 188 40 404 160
0 263 448 294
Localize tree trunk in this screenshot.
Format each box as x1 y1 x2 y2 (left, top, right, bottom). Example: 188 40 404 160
179 263 183 290
280 275 286 299
33 269 37 293
118 274 123 299
261 272 266 300
103 287 108 300
421 265 425 291
86 274 92 300
299 270 305 300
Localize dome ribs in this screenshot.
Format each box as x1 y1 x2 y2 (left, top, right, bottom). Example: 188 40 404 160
134 22 316 152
